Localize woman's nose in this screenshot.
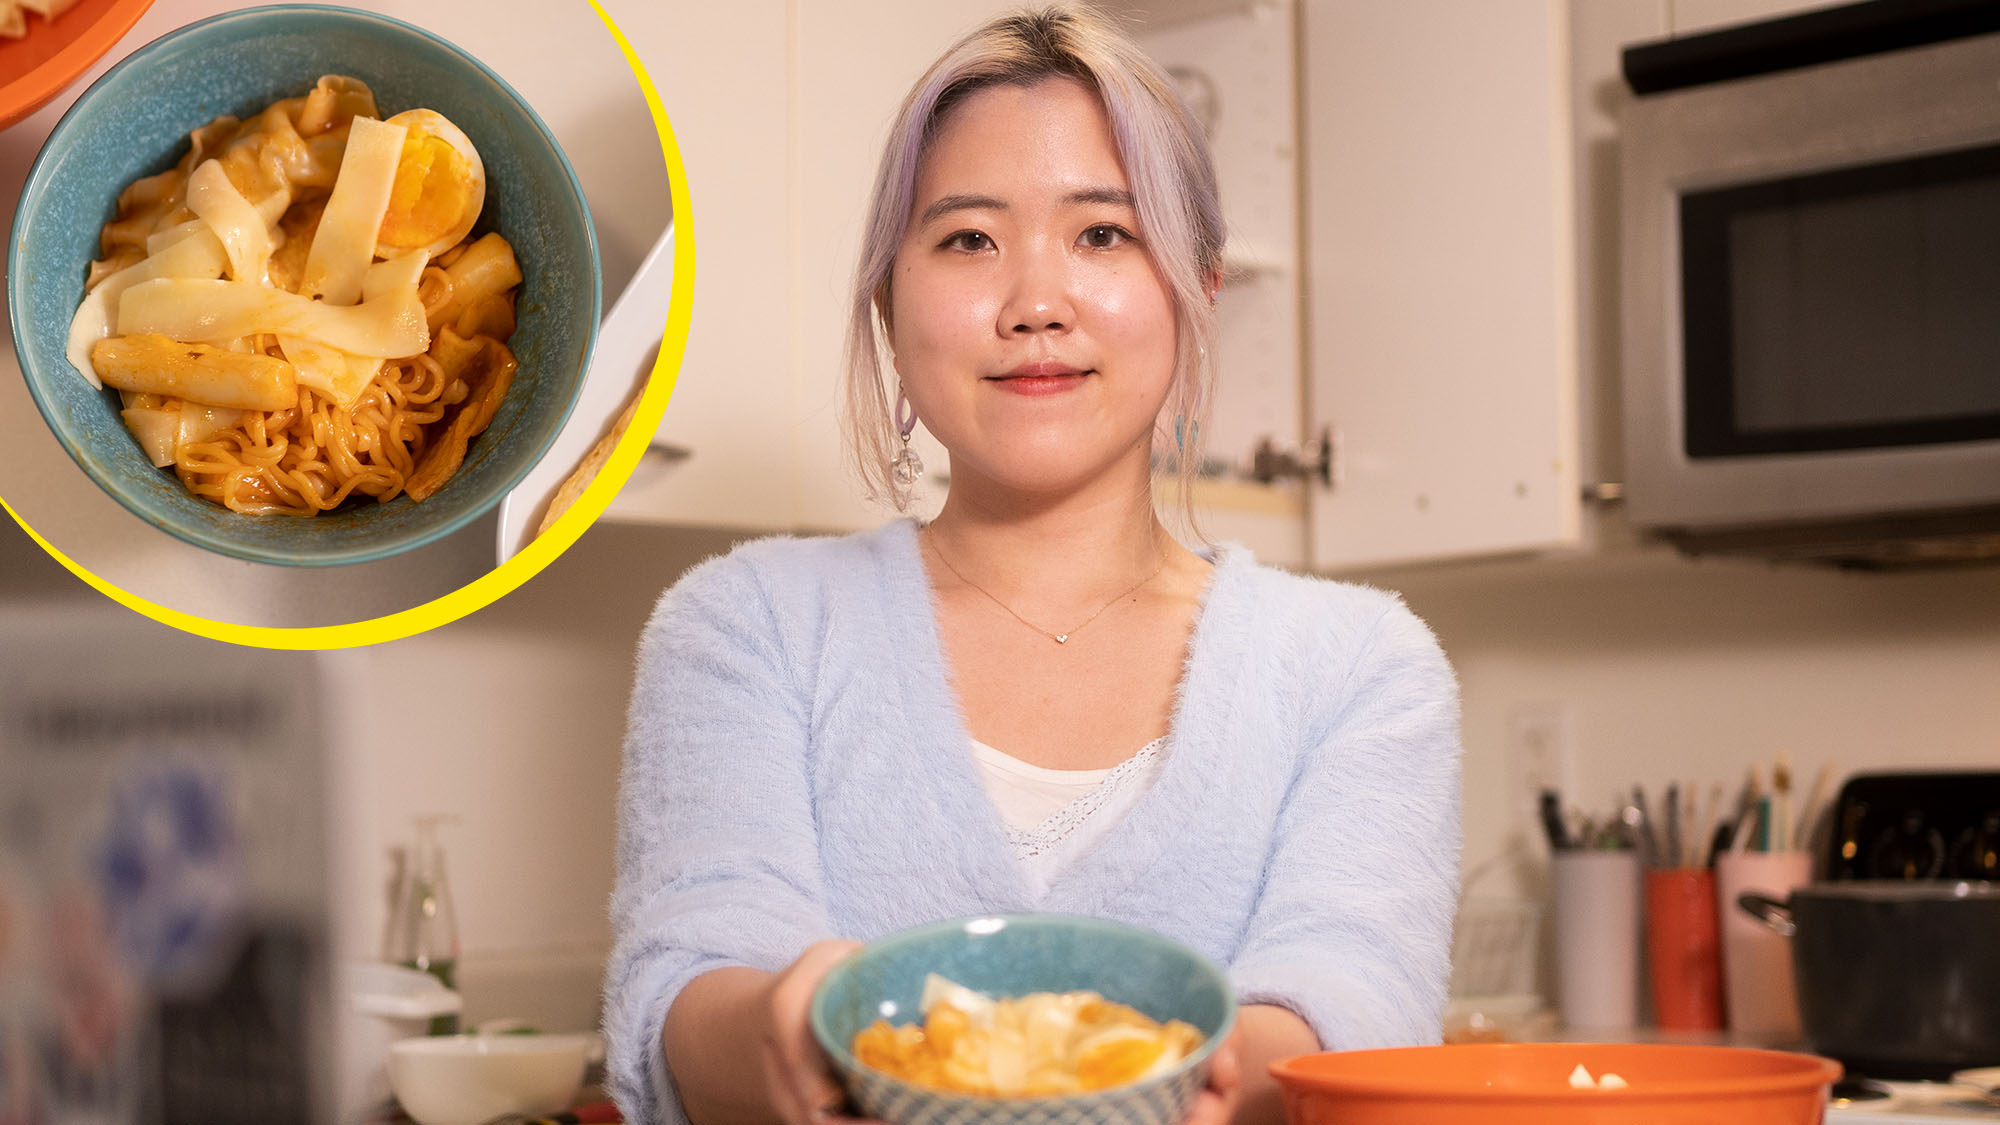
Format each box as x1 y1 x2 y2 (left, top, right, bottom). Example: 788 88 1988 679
998 241 1075 335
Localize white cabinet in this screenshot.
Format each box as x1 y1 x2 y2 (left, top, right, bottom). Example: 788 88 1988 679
606 0 972 535
1301 0 1583 570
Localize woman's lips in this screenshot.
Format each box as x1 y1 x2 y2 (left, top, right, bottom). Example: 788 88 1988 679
988 363 1091 396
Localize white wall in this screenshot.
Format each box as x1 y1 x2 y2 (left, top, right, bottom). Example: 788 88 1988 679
324 522 746 1031
1348 542 2000 906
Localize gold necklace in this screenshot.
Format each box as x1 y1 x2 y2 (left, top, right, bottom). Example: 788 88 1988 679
926 533 1166 645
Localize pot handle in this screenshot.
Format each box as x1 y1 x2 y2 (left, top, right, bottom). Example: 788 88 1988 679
1737 891 1797 937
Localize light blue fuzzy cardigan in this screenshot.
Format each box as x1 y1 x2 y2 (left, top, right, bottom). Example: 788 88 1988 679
604 520 1463 1124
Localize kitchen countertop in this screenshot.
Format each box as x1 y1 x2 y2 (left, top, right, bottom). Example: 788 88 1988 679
0 0 672 628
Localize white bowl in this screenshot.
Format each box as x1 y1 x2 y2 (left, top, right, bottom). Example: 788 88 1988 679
387 1033 592 1125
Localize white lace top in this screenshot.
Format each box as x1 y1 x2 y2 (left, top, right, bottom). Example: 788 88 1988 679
968 736 1170 896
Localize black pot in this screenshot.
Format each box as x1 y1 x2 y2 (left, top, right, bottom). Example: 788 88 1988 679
1740 880 2000 1080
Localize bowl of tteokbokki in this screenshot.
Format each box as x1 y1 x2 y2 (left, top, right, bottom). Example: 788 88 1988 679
809 914 1235 1125
8 4 599 566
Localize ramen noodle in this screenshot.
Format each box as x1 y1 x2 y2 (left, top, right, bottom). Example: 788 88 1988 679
851 974 1203 1097
67 75 520 515
0 0 77 39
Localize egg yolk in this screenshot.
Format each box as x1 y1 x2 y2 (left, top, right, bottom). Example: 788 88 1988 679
378 129 474 253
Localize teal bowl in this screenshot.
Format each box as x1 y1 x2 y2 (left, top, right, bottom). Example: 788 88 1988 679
6 4 599 567
810 914 1236 1125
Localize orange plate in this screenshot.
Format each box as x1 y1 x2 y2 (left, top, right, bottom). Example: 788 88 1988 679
0 0 155 130
1271 1042 1841 1125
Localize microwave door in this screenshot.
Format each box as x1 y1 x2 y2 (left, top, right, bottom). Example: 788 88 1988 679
1621 29 2000 535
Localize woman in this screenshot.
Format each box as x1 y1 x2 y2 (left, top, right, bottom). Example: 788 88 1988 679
606 8 1462 1124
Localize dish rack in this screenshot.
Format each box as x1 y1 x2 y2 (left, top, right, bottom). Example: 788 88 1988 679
1449 896 1542 1000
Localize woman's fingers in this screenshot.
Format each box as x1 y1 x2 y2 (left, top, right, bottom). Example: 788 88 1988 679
1182 1089 1233 1125
1208 1023 1243 1097
764 939 866 1124
1182 1024 1244 1125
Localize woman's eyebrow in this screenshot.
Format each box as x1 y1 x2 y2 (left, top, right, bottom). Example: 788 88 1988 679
919 193 1005 225
1066 187 1136 210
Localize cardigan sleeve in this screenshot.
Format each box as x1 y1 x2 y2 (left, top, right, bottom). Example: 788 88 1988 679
603 551 836 1125
1227 593 1463 1051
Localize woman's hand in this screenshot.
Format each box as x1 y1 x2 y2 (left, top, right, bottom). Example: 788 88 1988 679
1181 1022 1244 1125
757 939 882 1124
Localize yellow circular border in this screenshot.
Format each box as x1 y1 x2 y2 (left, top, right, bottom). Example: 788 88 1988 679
1 0 693 651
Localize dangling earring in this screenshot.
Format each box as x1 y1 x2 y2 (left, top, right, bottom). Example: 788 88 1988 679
891 389 924 487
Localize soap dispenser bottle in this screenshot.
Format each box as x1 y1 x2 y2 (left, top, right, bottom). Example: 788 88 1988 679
386 814 461 1034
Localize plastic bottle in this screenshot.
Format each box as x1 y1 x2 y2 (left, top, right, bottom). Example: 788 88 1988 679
385 814 460 1034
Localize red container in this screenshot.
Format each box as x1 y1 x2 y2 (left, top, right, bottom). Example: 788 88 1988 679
1646 867 1724 1030
1270 1043 1840 1125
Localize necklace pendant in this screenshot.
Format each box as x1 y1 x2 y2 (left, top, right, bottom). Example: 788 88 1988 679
1054 634 1069 644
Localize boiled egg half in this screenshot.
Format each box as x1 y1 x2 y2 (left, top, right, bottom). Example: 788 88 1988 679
374 108 485 259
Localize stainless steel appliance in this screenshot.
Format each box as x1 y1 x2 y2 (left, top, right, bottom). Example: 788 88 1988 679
1619 0 2000 567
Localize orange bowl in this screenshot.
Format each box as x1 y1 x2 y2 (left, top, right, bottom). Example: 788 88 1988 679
0 0 154 130
1271 1043 1841 1125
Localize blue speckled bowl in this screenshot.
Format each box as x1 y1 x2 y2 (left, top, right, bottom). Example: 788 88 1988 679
7 5 599 567
810 914 1236 1125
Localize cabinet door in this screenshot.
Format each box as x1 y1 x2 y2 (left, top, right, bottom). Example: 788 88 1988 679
1302 0 1580 569
607 0 800 532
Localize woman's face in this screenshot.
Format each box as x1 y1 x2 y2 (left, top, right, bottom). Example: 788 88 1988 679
887 77 1178 499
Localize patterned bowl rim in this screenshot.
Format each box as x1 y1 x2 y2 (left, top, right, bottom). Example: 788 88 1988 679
809 912 1238 1108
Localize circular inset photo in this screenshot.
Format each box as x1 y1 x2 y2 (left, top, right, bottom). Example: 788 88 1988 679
1 1 685 640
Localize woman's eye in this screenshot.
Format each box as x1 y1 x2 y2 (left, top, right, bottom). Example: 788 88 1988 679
1079 224 1134 249
942 230 993 253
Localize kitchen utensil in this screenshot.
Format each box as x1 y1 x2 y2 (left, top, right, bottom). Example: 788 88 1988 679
1739 880 2000 1079
809 913 1232 1125
1665 781 1683 867
1795 763 1835 853
1631 786 1658 865
1538 788 1570 850
387 1033 594 1125
9 5 599 566
1270 1042 1841 1124
1548 849 1642 1030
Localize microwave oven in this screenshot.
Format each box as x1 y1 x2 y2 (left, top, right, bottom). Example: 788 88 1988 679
1619 0 2000 568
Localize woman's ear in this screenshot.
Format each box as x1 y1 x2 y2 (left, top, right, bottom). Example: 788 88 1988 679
875 282 895 335
1205 268 1222 305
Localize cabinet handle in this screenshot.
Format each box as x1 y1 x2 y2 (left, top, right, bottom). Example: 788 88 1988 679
1249 426 1335 490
